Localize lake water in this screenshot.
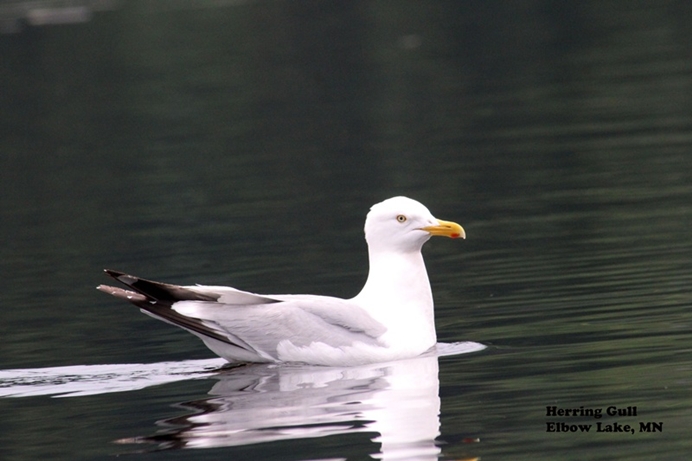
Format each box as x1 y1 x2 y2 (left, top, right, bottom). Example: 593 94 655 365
1 1 691 460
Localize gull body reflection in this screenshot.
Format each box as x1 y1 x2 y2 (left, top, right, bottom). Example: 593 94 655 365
126 342 484 459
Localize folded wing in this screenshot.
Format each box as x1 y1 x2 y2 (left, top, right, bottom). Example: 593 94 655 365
98 270 386 363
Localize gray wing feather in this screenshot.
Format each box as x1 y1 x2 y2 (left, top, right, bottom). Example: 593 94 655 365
185 285 280 305
174 296 386 358
272 295 387 338
100 271 387 361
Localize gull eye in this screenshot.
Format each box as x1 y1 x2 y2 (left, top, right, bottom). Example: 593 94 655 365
396 214 407 223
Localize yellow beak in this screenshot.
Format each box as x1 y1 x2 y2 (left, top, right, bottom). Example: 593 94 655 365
421 219 466 239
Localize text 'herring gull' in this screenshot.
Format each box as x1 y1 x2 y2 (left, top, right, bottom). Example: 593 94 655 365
97 196 466 366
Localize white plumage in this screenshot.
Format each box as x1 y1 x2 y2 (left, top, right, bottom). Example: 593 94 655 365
98 196 465 366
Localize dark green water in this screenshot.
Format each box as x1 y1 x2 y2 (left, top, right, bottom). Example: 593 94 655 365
1 1 691 460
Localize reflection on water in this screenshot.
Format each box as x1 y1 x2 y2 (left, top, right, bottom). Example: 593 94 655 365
0 0 119 33
1 1 692 460
0 343 484 460
125 355 443 459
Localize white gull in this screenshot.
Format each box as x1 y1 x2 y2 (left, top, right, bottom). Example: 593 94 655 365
97 196 465 366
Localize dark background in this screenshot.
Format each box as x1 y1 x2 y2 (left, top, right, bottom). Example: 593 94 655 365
1 1 690 460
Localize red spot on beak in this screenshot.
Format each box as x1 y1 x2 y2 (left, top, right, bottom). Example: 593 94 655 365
450 233 461 239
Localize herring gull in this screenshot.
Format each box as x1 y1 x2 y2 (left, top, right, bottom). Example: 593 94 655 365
97 196 465 366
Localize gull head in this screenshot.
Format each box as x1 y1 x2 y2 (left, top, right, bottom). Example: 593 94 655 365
364 196 465 253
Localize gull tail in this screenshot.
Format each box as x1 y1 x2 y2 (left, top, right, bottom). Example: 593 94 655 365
98 269 218 303
97 270 235 347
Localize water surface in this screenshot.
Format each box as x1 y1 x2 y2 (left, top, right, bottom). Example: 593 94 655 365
1 1 691 460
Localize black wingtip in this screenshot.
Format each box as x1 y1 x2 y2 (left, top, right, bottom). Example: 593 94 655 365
104 268 126 279
102 269 218 303
99 270 242 349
